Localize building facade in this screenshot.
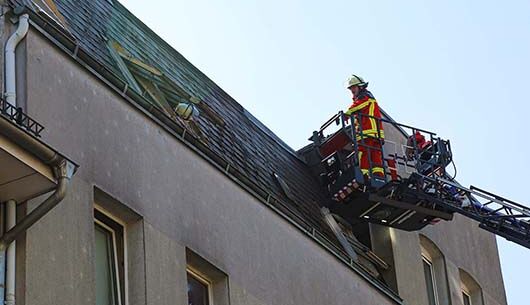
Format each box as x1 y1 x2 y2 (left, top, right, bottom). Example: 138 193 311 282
0 1 507 305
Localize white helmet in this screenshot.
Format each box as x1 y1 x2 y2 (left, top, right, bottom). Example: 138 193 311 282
346 74 368 89
175 103 199 121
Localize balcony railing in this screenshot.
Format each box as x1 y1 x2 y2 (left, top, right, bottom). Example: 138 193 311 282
0 99 44 137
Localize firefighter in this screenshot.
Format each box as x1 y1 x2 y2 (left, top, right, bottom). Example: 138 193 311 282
344 74 385 179
406 131 429 160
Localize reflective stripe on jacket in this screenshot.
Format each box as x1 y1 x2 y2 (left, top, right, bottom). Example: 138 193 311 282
345 90 384 139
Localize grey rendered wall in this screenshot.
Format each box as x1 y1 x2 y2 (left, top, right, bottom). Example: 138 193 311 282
20 29 398 305
421 215 507 305
374 113 507 305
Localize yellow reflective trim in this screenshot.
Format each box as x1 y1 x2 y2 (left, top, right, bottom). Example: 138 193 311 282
345 100 371 115
372 167 385 174
360 129 384 136
361 169 370 175
356 129 385 140
368 101 377 131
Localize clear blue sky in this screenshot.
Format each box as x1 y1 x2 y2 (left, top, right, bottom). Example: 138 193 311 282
120 0 529 303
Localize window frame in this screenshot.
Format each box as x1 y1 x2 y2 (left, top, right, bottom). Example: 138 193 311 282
187 267 214 305
422 255 439 305
94 206 128 305
459 268 484 305
462 290 472 305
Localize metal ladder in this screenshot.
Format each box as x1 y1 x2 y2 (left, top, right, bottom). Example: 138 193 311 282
415 174 530 249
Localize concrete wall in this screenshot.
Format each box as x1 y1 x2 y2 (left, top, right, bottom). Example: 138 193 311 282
375 105 507 305
19 29 400 305
386 217 507 305
421 215 507 305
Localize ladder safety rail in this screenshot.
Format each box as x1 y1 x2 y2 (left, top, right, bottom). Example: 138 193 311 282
320 112 343 132
318 111 438 139
312 111 530 249
425 176 530 219
469 185 530 217
417 174 530 248
382 139 398 156
382 139 400 180
349 112 448 181
315 111 451 189
400 144 417 174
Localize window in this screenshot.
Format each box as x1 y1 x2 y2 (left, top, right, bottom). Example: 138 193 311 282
459 269 483 305
419 235 450 305
107 41 205 138
95 209 125 305
422 256 438 305
187 269 212 305
462 291 472 305
107 40 226 145
186 249 230 305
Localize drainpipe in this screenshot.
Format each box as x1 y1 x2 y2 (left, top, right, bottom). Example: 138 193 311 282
0 11 76 305
0 162 73 247
0 14 29 305
0 161 73 305
4 13 29 107
0 199 15 305
4 199 15 305
3 13 29 305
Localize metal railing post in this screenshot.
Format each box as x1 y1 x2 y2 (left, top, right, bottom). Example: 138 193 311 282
375 115 387 182
351 112 360 167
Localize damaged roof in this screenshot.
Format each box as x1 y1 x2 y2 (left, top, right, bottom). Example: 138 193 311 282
10 0 402 300
14 0 329 228
18 0 332 227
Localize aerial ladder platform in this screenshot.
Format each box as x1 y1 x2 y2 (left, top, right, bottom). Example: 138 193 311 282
303 111 530 251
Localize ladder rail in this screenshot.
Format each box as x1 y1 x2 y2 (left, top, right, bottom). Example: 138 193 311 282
470 185 530 214
424 175 530 218
413 174 530 248
313 111 530 249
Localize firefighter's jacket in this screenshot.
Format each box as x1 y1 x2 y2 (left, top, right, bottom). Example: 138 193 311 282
345 89 385 140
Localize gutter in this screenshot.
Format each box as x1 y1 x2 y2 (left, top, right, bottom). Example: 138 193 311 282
0 161 73 305
0 113 62 166
0 162 74 249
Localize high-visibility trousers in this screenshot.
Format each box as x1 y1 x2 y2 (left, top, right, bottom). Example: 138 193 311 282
358 137 384 177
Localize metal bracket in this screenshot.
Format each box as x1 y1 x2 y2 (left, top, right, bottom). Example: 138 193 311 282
53 159 76 179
